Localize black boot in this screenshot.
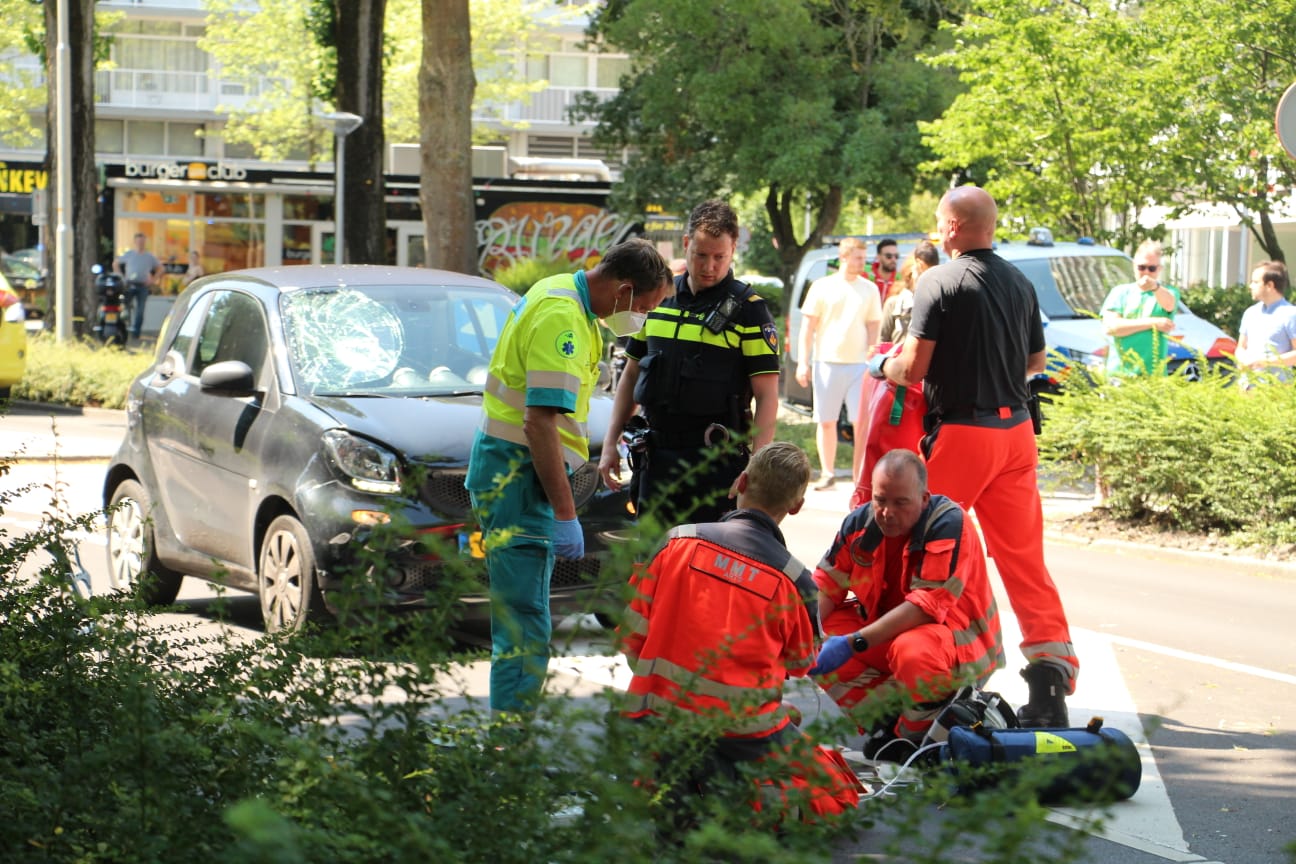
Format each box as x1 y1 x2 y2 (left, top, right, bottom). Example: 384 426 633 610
1017 663 1069 728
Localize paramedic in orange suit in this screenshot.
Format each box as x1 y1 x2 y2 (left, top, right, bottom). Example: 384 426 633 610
871 185 1076 728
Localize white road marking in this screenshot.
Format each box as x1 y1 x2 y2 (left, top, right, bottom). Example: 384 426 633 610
1104 634 1296 688
552 607 1208 861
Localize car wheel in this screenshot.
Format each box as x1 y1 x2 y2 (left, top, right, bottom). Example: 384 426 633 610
1170 359 1203 382
106 479 184 605
258 514 327 633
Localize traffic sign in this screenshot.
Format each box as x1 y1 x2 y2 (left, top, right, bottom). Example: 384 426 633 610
1276 81 1296 159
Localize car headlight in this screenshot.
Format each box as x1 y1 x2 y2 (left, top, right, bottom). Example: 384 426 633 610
322 429 402 494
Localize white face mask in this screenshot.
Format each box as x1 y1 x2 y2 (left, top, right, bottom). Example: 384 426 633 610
604 291 647 337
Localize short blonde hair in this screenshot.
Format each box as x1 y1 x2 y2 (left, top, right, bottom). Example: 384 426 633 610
838 237 867 257
744 442 811 511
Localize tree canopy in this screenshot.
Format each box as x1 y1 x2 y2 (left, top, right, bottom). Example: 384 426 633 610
921 0 1296 259
578 0 962 289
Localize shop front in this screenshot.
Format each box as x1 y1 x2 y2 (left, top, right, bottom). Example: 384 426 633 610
106 159 640 283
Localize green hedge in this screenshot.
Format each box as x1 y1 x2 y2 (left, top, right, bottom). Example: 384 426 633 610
15 333 154 409
0 474 1104 863
1038 366 1296 543
1179 282 1251 339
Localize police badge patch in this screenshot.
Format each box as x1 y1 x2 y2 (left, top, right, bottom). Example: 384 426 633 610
761 322 779 352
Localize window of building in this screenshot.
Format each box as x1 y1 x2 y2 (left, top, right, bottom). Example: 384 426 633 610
595 56 630 89
169 122 204 157
129 121 167 156
197 192 264 221
97 119 125 154
548 54 587 88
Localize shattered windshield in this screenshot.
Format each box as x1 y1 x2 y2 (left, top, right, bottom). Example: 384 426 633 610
281 282 514 396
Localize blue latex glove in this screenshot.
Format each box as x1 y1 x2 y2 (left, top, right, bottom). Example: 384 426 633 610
553 517 584 559
808 635 854 676
867 352 889 380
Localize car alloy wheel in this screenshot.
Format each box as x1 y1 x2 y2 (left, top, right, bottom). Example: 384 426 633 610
106 478 184 605
258 514 326 633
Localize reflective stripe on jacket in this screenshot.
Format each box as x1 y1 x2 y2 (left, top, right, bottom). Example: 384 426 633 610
619 510 817 738
478 274 600 472
814 495 1004 686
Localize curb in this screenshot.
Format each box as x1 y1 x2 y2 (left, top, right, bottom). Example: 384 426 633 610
1044 527 1296 578
8 400 125 419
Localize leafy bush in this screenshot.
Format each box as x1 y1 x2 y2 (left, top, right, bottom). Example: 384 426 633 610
488 257 582 294
1038 365 1296 543
15 333 153 409
0 452 1109 863
1179 282 1251 339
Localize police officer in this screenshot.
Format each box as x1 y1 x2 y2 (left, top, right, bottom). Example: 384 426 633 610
467 239 671 719
598 200 781 526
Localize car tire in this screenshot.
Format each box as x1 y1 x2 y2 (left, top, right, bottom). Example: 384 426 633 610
258 514 328 633
106 479 184 605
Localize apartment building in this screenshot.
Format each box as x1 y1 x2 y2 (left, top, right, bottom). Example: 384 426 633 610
0 0 634 281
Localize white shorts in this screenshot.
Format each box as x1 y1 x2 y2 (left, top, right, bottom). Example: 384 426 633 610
812 362 867 423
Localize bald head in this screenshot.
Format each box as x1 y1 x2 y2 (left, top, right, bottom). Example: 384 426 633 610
936 186 998 256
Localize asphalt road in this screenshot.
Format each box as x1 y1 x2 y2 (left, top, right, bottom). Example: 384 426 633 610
4 403 1294 863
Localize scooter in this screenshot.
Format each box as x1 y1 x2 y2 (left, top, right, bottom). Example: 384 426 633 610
91 264 129 346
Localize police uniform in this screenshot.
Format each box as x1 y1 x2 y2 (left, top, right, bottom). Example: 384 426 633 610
625 272 780 524
466 272 601 714
813 495 1004 740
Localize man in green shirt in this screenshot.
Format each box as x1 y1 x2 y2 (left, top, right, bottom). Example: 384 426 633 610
1100 240 1180 376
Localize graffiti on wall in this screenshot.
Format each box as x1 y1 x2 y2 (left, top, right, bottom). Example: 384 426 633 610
476 201 636 273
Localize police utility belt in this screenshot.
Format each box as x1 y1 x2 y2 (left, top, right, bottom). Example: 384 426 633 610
647 423 736 450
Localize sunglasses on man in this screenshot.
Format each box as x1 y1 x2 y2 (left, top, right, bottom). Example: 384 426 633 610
1136 264 1159 273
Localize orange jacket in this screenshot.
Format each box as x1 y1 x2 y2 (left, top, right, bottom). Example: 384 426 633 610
620 510 817 739
814 496 1004 687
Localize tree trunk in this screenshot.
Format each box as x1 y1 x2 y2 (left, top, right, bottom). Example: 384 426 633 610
419 0 476 274
1256 208 1285 264
765 184 842 309
334 0 387 265
43 0 99 336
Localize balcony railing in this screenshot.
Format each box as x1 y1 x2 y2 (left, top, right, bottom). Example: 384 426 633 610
477 86 617 127
93 68 277 112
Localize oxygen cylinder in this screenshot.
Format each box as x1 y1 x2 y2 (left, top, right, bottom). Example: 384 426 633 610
942 718 1142 805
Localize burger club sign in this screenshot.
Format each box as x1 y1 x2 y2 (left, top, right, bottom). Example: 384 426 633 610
125 160 249 181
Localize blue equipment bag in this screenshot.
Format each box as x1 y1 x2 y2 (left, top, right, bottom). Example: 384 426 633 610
943 717 1142 804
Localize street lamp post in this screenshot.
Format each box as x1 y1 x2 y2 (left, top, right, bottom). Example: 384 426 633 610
316 111 363 265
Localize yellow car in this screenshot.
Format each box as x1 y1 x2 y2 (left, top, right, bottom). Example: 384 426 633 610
0 272 28 401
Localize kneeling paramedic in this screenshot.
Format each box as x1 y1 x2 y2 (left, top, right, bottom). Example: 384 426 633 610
809 449 1005 759
618 442 863 820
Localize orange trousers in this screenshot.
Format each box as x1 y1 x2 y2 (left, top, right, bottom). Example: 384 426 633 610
924 418 1078 691
818 604 958 738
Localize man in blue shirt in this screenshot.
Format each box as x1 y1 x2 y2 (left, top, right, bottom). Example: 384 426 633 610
1237 261 1296 382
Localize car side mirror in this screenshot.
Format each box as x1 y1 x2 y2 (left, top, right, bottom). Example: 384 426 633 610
199 360 257 395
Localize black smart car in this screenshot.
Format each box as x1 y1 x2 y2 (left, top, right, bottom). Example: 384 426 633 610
103 265 629 632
